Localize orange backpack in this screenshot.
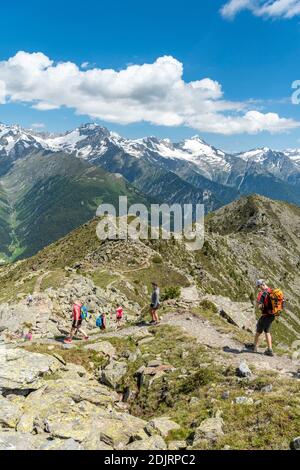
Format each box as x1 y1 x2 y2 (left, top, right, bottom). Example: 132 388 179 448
269 289 284 316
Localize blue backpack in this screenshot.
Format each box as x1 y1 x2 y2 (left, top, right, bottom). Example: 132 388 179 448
96 315 107 330
81 306 88 320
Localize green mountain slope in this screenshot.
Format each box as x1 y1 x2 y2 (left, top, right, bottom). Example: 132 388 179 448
0 151 148 261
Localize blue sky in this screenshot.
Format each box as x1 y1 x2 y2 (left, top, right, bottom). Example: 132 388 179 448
1 0 300 151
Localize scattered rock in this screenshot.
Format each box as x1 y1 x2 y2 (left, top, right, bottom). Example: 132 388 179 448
260 384 273 393
190 397 200 405
146 417 180 437
147 359 162 368
290 437 300 450
126 435 167 450
138 337 155 346
236 362 252 378
168 440 187 450
221 391 230 400
234 397 254 405
193 416 224 444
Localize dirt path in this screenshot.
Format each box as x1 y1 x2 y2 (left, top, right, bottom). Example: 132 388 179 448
83 310 300 377
162 311 300 378
27 306 300 379
34 271 51 294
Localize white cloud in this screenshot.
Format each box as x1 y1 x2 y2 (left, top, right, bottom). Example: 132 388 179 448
0 50 298 135
221 0 252 19
221 0 300 19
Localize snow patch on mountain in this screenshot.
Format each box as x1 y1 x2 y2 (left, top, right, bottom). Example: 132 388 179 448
42 130 87 152
284 149 300 166
236 147 272 162
1 122 300 183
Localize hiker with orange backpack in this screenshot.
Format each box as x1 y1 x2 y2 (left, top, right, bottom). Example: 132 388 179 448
247 280 285 357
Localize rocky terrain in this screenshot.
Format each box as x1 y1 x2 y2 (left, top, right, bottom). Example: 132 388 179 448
0 194 300 450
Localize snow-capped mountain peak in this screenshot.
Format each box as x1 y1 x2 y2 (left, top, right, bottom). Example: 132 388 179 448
236 147 273 162
1 122 300 185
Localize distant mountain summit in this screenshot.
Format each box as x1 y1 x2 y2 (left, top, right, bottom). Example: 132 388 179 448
2 122 300 188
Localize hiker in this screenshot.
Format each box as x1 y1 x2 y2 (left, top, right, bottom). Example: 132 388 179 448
26 294 33 306
96 312 107 330
25 330 33 341
116 306 123 327
150 282 160 325
247 280 284 357
65 300 89 343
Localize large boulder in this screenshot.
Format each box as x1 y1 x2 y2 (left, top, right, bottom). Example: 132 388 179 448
0 432 46 450
84 341 116 358
96 414 148 448
193 416 224 445
126 435 167 450
45 406 149 449
101 361 127 389
146 417 181 437
20 377 119 425
202 295 256 333
39 438 83 450
180 286 199 303
0 295 53 335
0 396 22 429
0 348 60 393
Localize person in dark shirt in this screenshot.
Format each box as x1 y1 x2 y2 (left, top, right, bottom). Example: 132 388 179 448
150 282 160 325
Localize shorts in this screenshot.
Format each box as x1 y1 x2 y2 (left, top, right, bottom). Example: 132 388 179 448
150 303 160 311
72 319 82 329
256 315 275 334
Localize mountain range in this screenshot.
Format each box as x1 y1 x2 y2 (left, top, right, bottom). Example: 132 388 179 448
1 122 300 260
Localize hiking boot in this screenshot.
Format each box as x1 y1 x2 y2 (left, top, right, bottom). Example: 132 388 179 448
264 348 274 357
